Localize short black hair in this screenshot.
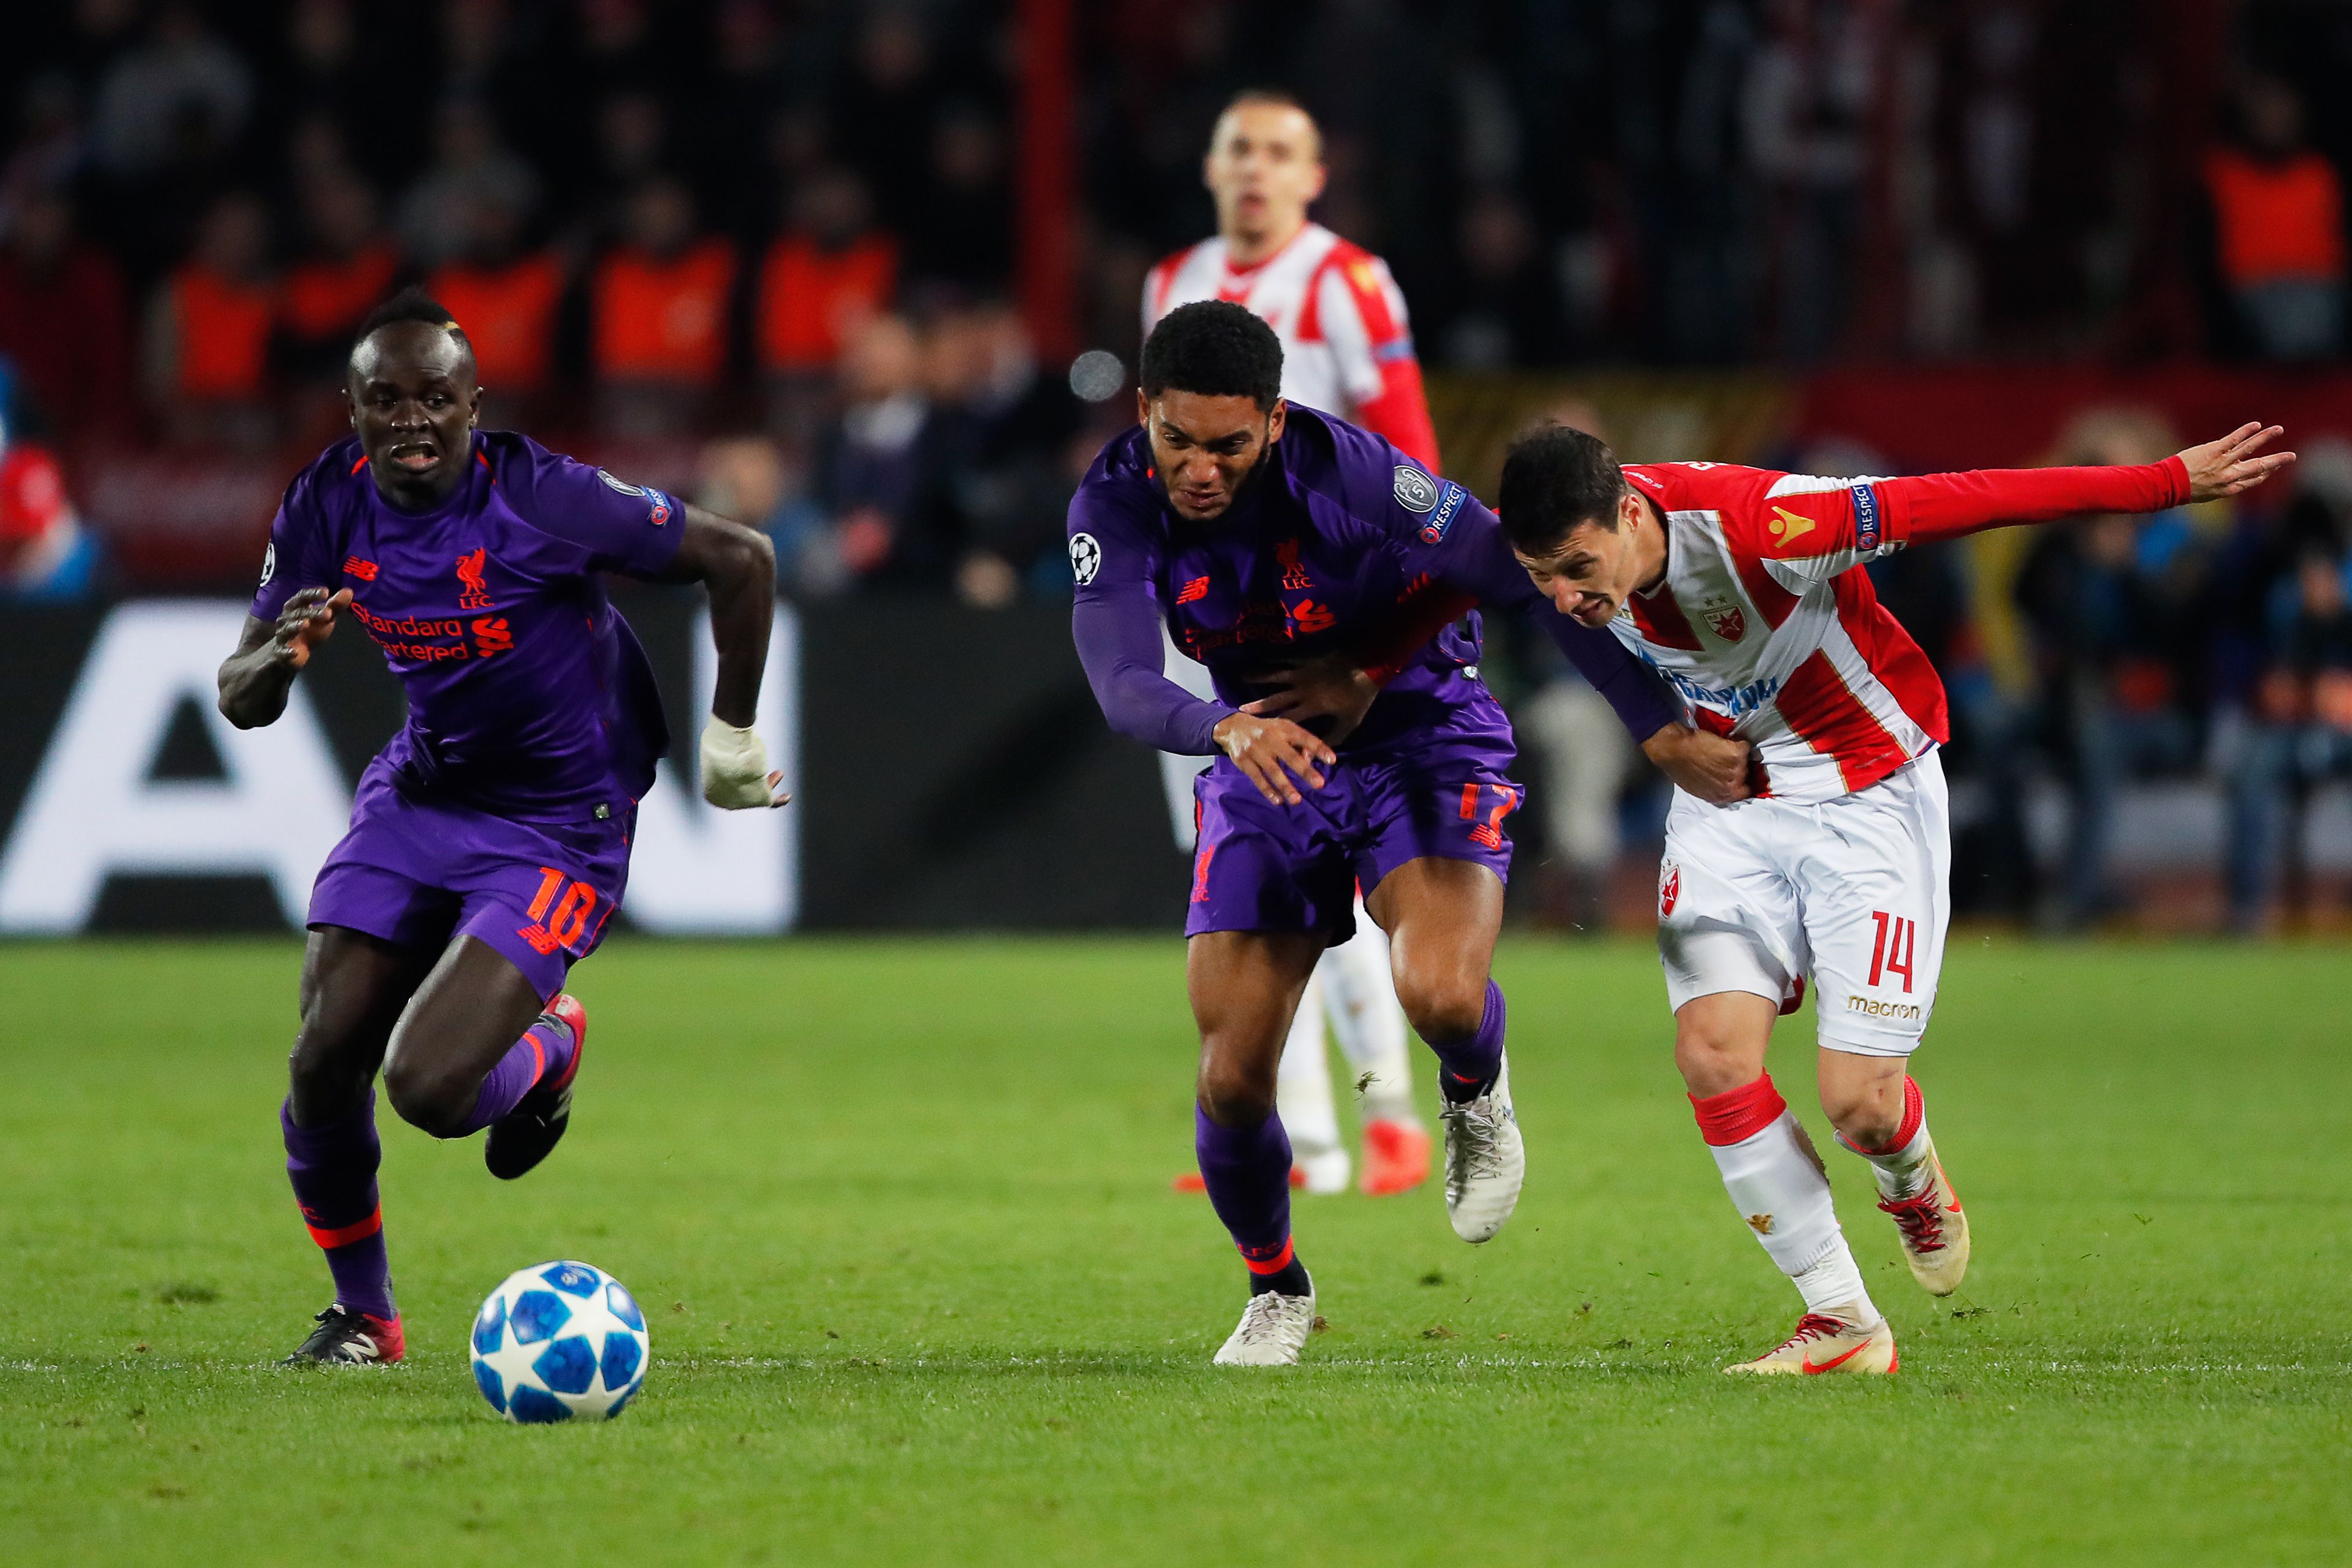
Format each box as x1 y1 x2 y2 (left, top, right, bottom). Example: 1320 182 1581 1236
1139 300 1284 411
352 286 472 359
1497 424 1629 554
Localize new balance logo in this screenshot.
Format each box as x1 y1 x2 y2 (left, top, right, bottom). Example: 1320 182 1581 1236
1459 783 1519 850
1176 576 1209 604
342 556 378 580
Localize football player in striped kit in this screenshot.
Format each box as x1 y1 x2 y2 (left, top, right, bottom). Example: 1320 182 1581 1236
1148 90 1441 1198
1488 420 2292 1373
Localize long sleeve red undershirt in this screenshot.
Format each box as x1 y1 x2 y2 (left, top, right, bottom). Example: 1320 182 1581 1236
1882 456 2190 542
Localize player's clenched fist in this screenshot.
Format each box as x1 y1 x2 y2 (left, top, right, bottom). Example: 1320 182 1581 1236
698 716 791 809
1642 722 1756 806
1213 712 1337 806
271 586 353 669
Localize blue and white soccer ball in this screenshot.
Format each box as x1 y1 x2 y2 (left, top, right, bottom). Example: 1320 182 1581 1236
470 1260 650 1423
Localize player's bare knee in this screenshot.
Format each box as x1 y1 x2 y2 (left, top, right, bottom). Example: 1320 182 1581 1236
1393 969 1482 1044
1672 1025 1762 1098
381 1054 472 1138
1821 1082 1903 1150
287 1015 374 1122
1195 1050 1276 1126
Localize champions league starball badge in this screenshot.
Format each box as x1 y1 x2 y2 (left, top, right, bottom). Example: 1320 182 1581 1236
1069 532 1101 585
1392 465 1440 513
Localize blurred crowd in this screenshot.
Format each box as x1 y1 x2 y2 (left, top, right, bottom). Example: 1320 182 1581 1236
0 0 2349 928
8 4 2352 448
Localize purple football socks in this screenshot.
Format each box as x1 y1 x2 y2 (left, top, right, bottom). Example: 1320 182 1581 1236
1195 1104 1305 1292
282 1092 395 1322
1433 980 1507 1103
452 1012 576 1136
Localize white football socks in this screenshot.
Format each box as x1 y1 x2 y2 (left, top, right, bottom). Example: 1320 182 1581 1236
1695 1075 1879 1325
1274 975 1343 1160
1318 913 1420 1129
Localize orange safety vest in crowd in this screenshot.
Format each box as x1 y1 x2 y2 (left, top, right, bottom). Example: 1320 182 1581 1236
2204 148 2349 288
171 266 275 398
592 238 737 385
430 253 565 393
281 243 401 344
757 233 896 371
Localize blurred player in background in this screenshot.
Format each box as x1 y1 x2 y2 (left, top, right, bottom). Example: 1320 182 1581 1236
1492 420 2293 1374
1146 91 1439 1197
217 289 787 1366
1070 302 1752 1363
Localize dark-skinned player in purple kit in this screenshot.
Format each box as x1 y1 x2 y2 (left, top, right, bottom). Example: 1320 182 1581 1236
1069 301 1755 1364
217 289 789 1366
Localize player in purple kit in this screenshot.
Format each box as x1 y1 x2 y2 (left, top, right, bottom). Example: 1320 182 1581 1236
1069 302 1752 1363
217 290 787 1366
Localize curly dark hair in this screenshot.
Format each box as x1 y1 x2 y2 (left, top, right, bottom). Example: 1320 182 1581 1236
1139 299 1284 411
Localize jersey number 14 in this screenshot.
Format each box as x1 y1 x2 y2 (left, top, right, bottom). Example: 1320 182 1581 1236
1867 911 1916 993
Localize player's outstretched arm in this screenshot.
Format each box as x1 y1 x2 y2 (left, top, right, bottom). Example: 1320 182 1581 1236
658 503 788 809
216 586 351 729
1883 424 2294 543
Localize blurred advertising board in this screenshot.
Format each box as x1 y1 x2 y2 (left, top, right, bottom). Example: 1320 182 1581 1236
0 594 1187 935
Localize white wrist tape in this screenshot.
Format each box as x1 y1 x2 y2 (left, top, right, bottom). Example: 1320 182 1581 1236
699 717 775 808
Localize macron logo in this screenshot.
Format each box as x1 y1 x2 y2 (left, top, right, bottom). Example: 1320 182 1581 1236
1768 507 1816 548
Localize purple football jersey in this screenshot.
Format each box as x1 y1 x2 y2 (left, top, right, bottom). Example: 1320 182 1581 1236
253 431 683 821
1067 405 1676 758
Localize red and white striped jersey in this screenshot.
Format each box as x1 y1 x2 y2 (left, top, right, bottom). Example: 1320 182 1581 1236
1609 462 1949 804
1144 222 1441 471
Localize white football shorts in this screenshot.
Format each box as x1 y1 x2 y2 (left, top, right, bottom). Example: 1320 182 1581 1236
1656 750 1950 1057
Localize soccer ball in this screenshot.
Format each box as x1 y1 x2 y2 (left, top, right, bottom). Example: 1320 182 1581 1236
469 1260 650 1423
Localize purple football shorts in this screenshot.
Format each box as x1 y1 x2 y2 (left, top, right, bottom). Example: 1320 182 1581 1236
307 761 634 1001
1184 735 1522 944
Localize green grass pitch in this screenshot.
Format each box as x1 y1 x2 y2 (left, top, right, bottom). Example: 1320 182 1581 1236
2 935 2347 1565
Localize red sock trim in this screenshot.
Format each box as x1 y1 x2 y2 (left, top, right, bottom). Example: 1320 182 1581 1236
1848 1076 1926 1157
306 1205 382 1250
1240 1238 1296 1275
1689 1075 1788 1147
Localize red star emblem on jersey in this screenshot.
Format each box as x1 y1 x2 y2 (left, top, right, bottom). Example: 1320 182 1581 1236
1702 604 1746 642
1659 862 1681 917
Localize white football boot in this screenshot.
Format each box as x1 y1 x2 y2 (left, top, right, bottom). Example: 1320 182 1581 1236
1212 1276 1317 1366
1291 1144 1352 1195
1877 1140 1971 1296
1724 1307 1898 1376
1439 1054 1524 1243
